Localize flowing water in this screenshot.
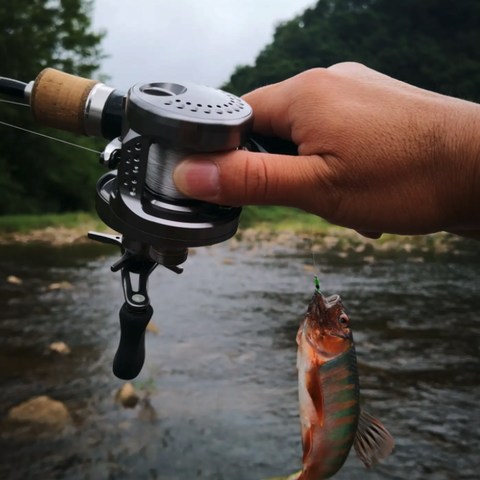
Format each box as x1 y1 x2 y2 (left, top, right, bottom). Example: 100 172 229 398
0 235 479 480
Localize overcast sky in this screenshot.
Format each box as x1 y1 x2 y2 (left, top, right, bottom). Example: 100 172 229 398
92 0 316 91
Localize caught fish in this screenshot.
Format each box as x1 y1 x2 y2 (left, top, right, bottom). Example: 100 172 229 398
294 277 394 479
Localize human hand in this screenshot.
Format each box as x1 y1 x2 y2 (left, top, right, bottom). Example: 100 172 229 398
173 63 480 237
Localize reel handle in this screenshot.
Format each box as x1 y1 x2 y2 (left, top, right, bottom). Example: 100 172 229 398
112 303 153 380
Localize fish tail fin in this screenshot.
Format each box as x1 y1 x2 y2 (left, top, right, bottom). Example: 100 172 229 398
353 409 395 469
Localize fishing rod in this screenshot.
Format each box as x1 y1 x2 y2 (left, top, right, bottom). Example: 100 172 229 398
0 69 297 380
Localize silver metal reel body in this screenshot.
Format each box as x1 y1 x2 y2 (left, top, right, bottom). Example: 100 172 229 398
96 81 253 268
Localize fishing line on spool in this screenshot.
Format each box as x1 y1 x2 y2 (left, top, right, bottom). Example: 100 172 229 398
145 144 190 200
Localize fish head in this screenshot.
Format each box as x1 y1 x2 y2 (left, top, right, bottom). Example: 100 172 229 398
300 291 353 358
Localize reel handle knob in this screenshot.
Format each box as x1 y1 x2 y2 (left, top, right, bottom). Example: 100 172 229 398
112 303 153 380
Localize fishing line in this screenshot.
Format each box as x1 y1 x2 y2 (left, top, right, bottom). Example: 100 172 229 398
310 240 321 274
0 98 29 107
0 119 102 154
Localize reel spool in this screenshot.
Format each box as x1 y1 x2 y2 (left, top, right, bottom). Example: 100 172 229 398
95 80 252 268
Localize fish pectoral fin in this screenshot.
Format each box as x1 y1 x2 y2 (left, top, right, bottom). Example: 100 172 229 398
262 471 302 480
353 409 395 469
301 423 314 464
305 368 324 424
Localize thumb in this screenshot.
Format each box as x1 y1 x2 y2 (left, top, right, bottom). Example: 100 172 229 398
173 149 331 210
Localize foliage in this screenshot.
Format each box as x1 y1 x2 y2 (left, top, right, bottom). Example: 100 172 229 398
0 0 104 81
240 205 331 231
0 211 102 233
224 0 480 102
0 0 106 214
2 0 479 217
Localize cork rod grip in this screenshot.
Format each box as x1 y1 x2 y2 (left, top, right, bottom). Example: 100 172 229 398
30 68 99 135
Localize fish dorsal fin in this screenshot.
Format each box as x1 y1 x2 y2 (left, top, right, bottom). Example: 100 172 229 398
353 409 395 468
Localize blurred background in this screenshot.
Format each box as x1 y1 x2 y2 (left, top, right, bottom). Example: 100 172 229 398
0 0 479 216
0 1 479 479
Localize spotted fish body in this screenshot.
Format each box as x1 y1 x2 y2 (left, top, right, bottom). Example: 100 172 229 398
295 287 394 480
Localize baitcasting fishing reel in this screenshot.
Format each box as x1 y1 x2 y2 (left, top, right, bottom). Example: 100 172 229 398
0 69 296 380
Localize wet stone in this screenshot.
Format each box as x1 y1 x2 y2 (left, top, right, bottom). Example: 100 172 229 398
7 395 72 431
48 341 71 355
47 281 74 291
146 321 159 334
115 382 139 408
6 275 23 285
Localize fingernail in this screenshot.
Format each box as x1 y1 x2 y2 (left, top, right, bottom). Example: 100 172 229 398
173 160 220 198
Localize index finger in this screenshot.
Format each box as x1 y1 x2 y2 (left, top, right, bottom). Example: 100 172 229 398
242 80 295 140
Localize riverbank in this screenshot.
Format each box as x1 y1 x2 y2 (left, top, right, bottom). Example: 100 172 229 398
0 208 472 255
0 207 329 245
0 212 109 246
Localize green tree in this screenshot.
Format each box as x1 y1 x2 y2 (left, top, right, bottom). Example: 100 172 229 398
0 0 105 214
224 0 480 103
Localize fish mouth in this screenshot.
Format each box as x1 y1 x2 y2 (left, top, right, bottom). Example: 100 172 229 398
309 292 340 313
325 294 340 306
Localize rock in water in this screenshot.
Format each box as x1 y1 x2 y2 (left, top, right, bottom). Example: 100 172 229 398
6 275 22 285
7 395 72 431
146 321 159 334
47 281 73 291
115 382 139 408
48 341 71 355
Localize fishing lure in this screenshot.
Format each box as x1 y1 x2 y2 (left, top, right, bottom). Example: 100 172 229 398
295 276 394 479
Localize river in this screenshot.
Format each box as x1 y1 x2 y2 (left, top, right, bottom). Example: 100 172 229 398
0 233 479 480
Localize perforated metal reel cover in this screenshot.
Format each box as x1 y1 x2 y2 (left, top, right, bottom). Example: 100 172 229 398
126 82 253 152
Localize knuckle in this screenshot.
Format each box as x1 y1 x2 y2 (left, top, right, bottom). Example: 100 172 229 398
307 155 344 220
243 154 269 202
328 61 367 73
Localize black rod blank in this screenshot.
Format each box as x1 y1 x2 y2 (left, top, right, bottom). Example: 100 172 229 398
0 77 28 100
